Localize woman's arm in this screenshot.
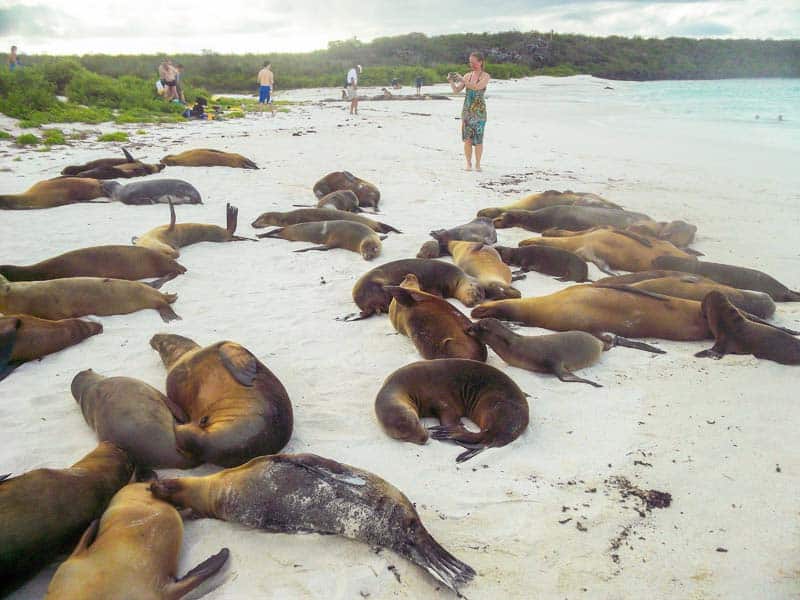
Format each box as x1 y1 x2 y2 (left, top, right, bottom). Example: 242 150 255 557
464 72 490 91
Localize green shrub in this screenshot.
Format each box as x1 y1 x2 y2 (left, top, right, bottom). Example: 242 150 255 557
16 133 40 145
0 67 58 119
0 130 11 139
98 132 129 142
42 129 66 145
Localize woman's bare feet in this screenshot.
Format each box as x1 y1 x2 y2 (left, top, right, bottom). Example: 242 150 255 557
475 165 482 172
464 163 472 171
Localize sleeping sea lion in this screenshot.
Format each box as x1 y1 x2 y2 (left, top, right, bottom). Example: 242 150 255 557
430 217 496 248
149 453 475 592
417 240 441 259
251 207 400 234
313 171 380 211
161 148 258 169
626 219 697 249
0 177 106 210
61 148 137 175
101 178 201 205
477 190 623 219
149 334 293 467
447 240 520 299
293 189 363 212
494 245 589 283
375 359 529 462
69 161 165 180
494 206 651 233
258 220 384 260
45 483 229 599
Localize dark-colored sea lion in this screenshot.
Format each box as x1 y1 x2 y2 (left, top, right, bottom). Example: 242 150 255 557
387 274 487 361
0 442 133 596
430 216 496 248
0 274 180 322
652 256 800 301
313 171 380 211
375 359 529 462
626 219 697 249
477 190 623 219
161 148 258 169
447 240 520 299
71 370 199 469
472 284 709 341
0 177 105 210
695 291 800 364
293 189 363 212
69 161 166 180
258 220 384 260
251 207 400 234
45 483 229 599
149 453 476 591
494 205 651 233
149 334 293 467
350 258 484 319
495 245 589 282
0 245 186 283
61 148 136 175
417 239 441 258
134 202 250 258
101 178 202 205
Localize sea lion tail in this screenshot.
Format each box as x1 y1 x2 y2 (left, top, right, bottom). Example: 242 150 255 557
225 203 238 235
404 530 476 592
164 548 230 600
256 228 284 239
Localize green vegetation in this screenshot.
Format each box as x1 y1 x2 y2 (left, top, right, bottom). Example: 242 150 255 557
0 130 11 139
42 128 66 144
98 132 129 142
16 133 40 145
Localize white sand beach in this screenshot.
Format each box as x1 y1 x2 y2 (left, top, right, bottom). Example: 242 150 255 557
1 75 799 599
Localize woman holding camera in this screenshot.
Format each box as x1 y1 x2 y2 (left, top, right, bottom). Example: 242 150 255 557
449 52 490 171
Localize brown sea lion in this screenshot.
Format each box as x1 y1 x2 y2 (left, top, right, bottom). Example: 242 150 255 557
626 219 697 249
293 189 363 212
495 245 589 282
472 284 710 341
0 245 186 283
0 177 106 210
416 240 441 258
430 217 497 248
0 274 180 322
251 207 400 234
350 258 484 320
652 256 800 301
387 274 487 361
258 220 384 260
66 161 166 180
134 202 251 258
149 334 293 467
0 442 133 596
375 359 529 462
313 171 380 211
71 370 199 469
161 148 258 169
149 453 475 591
477 190 623 219
494 206 651 233
447 240 520 299
695 291 800 364
45 483 229 600
61 148 137 175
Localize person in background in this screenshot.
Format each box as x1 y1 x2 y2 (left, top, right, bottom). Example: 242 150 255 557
257 61 275 116
415 75 423 95
158 58 178 101
8 45 20 71
347 64 362 115
448 51 490 172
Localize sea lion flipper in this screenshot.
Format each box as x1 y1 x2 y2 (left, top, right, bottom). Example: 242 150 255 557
695 347 724 359
384 286 417 307
164 548 230 600
225 203 238 235
256 228 284 239
592 283 672 302
0 473 10 483
157 306 181 323
219 343 259 386
610 335 667 354
147 272 180 289
293 245 333 253
0 317 20 371
511 270 527 282
551 363 603 388
455 447 486 463
741 311 800 335
70 519 100 556
167 200 177 231
377 222 401 234
121 147 135 162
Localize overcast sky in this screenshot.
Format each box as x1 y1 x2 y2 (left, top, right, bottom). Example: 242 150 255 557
1 1 797 56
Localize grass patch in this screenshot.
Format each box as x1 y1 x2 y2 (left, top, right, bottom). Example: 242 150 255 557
136 129 146 134
16 133 40 146
0 130 11 139
42 128 67 145
97 131 129 142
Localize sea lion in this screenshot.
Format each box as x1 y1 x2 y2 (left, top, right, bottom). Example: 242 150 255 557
0 177 105 210
68 161 166 180
626 219 697 249
519 227 693 273
417 239 441 258
0 442 133 595
71 370 199 469
0 314 103 381
61 148 137 175
495 245 589 282
447 240 520 299
149 334 293 467
0 274 180 322
293 189 363 212
161 148 258 169
652 256 800 301
101 178 201 205
134 202 251 258
472 284 709 341
45 483 229 600
251 207 400 234
494 205 651 233
313 171 380 211
149 453 476 592
375 359 529 462
258 220 384 260
0 245 186 283
477 190 623 219
430 216 496 248
350 258 485 319
387 274 487 361
694 291 800 364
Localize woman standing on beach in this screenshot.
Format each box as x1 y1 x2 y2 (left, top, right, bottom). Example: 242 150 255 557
449 52 490 171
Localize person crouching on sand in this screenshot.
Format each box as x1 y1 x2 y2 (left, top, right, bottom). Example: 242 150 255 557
448 52 490 172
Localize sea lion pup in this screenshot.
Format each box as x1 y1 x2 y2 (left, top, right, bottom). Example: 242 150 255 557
387 274 487 361
494 205 651 233
417 239 441 258
313 170 380 211
71 370 199 469
293 189 363 212
135 202 251 258
61 147 136 175
258 220 384 260
0 315 102 381
149 453 476 592
350 258 485 320
161 148 258 169
695 291 800 364
519 228 693 274
495 245 589 283
430 216 497 248
0 442 133 596
149 334 293 467
251 207 400 234
101 178 202 205
447 240 520 299
477 189 623 219
1 245 186 283
375 359 529 462
652 256 800 302
472 284 709 341
0 274 180 322
0 177 105 210
45 483 229 600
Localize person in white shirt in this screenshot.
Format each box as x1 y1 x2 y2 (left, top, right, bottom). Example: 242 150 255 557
346 64 362 115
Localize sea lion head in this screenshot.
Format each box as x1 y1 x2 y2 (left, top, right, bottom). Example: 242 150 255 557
70 368 104 402
250 212 282 228
149 163 167 174
400 273 421 290
484 282 521 300
361 238 381 261
416 240 441 259
476 207 503 219
457 279 485 307
466 317 508 341
491 213 514 229
100 180 122 199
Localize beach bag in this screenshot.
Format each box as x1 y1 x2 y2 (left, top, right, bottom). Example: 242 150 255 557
155 80 165 95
